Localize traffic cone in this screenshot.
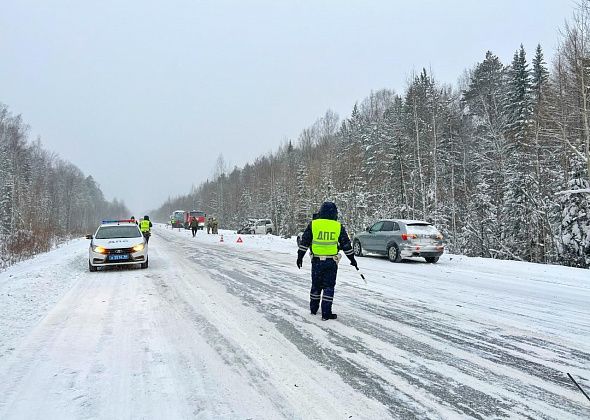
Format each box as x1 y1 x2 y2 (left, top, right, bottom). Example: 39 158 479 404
220 234 224 243
236 236 243 243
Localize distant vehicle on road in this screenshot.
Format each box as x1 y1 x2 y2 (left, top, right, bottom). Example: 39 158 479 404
86 219 148 271
353 219 444 263
185 210 206 230
171 210 186 228
237 218 274 235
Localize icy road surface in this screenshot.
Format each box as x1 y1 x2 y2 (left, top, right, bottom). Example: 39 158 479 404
0 225 589 419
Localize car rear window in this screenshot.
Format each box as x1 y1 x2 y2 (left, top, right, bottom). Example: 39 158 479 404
406 224 439 235
96 225 142 239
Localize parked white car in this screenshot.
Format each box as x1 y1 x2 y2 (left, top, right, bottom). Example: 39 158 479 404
237 218 274 235
86 219 148 271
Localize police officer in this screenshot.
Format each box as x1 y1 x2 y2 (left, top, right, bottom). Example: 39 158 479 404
212 217 219 234
296 202 357 321
140 215 153 243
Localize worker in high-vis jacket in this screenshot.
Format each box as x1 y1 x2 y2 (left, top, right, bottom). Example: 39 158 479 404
297 202 357 321
140 215 153 243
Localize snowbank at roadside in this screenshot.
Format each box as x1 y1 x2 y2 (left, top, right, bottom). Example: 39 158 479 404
0 238 87 359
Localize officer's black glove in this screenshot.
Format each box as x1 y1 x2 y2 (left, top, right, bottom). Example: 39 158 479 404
349 255 358 269
296 257 303 269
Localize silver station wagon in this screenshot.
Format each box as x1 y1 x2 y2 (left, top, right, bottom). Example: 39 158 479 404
353 219 444 263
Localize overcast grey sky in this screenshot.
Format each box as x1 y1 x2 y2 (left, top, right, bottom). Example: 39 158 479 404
0 0 574 214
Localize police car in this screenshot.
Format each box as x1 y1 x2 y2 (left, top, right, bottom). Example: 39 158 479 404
86 219 148 272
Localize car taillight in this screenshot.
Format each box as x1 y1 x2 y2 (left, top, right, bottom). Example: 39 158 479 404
401 233 417 240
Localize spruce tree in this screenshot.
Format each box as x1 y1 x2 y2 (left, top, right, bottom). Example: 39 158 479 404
503 45 539 260
559 176 590 268
505 45 533 143
462 51 507 257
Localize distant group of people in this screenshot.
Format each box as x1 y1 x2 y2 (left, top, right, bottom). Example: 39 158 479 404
187 215 219 237
206 217 218 234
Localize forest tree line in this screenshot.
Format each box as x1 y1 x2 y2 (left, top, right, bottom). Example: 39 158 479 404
0 104 129 269
159 5 589 268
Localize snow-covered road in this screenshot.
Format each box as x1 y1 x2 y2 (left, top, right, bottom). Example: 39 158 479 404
1 225 589 419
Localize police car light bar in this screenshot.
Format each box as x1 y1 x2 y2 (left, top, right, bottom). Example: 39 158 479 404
101 219 136 224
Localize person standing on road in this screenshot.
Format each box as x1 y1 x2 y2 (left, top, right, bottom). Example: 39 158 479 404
190 217 199 237
296 202 357 321
212 217 219 234
140 215 153 243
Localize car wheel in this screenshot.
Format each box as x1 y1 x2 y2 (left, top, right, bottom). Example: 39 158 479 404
141 258 149 269
353 240 363 257
425 256 439 264
266 228 272 234
387 244 402 263
89 261 97 272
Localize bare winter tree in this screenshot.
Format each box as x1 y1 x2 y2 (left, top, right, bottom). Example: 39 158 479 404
0 103 129 269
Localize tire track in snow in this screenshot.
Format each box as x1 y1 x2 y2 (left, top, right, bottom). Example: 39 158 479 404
148 271 295 418
158 229 590 419
206 262 510 419
164 232 507 418
203 251 580 418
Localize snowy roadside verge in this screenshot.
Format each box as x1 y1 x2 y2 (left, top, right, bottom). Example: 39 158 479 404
0 238 87 359
159 224 589 283
0 233 85 272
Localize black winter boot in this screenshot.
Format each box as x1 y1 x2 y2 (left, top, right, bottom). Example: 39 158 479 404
322 314 337 321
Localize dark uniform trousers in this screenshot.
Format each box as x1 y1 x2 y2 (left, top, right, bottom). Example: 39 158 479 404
310 258 337 317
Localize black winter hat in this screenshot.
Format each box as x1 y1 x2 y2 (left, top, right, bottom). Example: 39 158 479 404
318 202 338 221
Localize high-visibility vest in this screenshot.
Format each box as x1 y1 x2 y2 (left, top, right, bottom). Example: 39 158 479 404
140 220 150 232
311 219 341 256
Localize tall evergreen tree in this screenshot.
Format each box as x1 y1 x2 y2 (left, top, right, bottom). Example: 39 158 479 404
503 45 537 260
505 45 533 142
462 51 508 257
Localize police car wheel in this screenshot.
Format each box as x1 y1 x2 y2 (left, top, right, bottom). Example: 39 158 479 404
89 261 97 272
353 240 363 257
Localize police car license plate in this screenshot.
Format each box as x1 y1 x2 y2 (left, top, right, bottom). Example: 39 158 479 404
109 254 129 261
